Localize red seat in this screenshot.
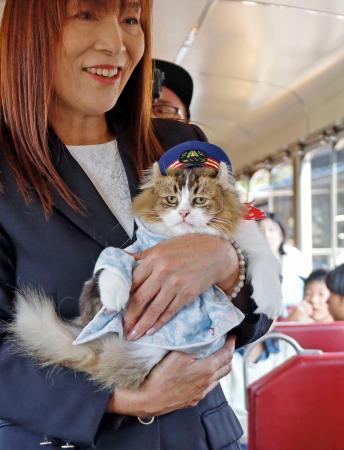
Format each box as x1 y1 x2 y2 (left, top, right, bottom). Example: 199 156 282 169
274 321 344 352
248 352 344 450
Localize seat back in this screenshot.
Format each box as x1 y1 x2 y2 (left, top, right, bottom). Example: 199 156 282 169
274 321 344 352
248 352 344 450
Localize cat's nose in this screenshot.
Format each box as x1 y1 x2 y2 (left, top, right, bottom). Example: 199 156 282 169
179 209 190 219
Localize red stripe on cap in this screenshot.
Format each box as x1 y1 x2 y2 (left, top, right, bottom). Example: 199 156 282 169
206 157 220 165
203 161 219 169
169 161 183 169
167 156 220 171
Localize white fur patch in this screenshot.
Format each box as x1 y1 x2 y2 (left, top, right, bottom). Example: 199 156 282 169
233 220 282 318
98 268 130 312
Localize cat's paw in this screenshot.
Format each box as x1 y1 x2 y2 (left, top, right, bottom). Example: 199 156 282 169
98 269 130 312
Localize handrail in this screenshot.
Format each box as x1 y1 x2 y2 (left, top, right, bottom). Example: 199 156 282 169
243 331 322 410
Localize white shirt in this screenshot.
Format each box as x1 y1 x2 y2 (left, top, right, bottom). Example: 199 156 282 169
66 140 134 238
281 244 311 311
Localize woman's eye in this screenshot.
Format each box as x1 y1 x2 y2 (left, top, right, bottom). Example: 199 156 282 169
166 196 178 205
75 11 94 21
194 197 207 205
123 16 139 25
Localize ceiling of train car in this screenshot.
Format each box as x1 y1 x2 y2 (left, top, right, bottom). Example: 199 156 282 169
152 0 344 171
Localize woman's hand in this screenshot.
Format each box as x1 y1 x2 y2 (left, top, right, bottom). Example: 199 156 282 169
108 335 236 416
124 234 239 340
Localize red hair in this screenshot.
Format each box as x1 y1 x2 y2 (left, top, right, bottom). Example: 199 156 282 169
0 0 163 215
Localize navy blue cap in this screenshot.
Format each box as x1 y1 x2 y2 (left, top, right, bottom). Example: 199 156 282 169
158 140 232 175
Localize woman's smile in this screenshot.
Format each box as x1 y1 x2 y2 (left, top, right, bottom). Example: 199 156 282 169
83 65 123 85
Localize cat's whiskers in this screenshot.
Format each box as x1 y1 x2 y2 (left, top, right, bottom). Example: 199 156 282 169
208 197 224 215
208 222 228 236
137 209 160 218
209 217 233 235
210 216 231 223
209 217 232 227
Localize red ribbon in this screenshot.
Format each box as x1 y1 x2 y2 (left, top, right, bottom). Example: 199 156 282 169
243 201 266 220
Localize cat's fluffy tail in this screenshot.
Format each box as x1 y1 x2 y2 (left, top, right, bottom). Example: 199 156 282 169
234 220 282 319
8 288 97 370
8 288 166 389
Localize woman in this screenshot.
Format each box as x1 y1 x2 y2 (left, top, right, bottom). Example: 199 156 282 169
0 1 275 449
259 212 311 316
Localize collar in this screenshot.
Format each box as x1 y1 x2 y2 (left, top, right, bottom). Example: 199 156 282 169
134 218 169 245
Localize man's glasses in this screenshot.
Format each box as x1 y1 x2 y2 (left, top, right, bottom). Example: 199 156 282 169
152 103 184 120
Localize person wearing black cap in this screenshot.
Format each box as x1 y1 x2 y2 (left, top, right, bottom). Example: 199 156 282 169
152 59 193 122
326 264 344 320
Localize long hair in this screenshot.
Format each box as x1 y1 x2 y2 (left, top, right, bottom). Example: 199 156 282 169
259 212 287 255
0 0 163 216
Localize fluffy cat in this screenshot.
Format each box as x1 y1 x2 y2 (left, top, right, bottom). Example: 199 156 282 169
10 162 281 390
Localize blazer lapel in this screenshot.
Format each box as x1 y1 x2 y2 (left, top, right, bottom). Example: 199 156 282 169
114 122 140 200
49 127 138 249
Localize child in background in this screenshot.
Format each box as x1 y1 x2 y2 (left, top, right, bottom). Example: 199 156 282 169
287 269 333 323
326 264 344 320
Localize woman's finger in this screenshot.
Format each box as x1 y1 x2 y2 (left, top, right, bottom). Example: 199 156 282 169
127 290 175 340
130 257 153 293
133 248 151 261
205 335 236 369
140 297 181 336
213 363 232 382
201 381 220 399
124 281 161 333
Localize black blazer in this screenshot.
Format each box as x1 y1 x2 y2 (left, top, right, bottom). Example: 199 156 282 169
0 118 271 449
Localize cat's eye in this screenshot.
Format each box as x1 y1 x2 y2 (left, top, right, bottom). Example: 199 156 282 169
194 197 207 205
166 196 178 205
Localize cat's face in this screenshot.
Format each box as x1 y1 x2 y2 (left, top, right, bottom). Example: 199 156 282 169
132 162 243 238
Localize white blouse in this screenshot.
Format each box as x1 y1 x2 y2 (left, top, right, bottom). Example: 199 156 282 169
67 140 134 238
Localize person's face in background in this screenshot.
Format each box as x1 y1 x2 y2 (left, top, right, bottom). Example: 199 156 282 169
304 280 331 321
259 218 283 256
328 292 344 320
51 1 144 120
152 86 188 121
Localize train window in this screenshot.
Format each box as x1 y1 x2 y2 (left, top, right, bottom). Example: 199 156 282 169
270 162 294 243
247 162 294 243
335 146 344 264
310 145 332 267
246 168 270 210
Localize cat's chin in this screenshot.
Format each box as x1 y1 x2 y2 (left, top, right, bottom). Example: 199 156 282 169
141 219 194 237
140 218 224 238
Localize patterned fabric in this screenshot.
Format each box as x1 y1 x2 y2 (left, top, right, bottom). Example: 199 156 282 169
74 220 245 358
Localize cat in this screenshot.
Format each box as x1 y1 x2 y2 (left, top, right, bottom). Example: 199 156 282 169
9 157 281 390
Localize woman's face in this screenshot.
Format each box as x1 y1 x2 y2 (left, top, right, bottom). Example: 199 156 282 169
52 1 144 118
304 280 331 321
259 218 283 254
328 292 344 321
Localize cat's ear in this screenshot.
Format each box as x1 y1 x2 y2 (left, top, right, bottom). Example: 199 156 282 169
217 162 230 185
140 162 162 190
152 162 163 180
